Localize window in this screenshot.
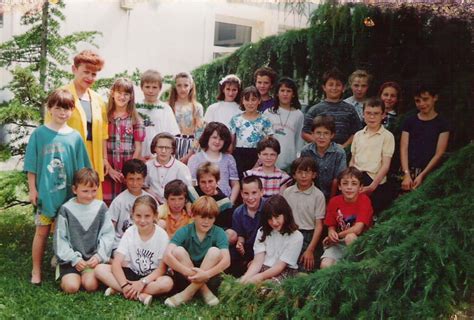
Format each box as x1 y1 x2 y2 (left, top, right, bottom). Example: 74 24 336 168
0 13 3 28
214 22 251 47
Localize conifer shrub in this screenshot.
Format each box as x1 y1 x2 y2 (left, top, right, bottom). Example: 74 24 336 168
217 144 474 318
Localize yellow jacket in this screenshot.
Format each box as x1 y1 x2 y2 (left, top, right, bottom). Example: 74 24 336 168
45 82 108 181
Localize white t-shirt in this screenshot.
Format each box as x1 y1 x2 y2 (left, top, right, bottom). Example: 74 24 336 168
204 101 242 129
109 189 153 249
116 224 169 276
253 228 303 269
137 101 180 159
144 157 192 204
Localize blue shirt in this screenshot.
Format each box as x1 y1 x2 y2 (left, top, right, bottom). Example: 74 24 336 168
300 142 347 200
232 199 266 254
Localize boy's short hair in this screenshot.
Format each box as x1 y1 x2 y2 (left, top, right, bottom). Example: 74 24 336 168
47 89 75 110
73 50 104 70
290 157 319 177
322 67 345 85
140 69 163 88
199 121 232 152
132 195 158 216
164 179 188 199
122 159 147 178
337 166 363 185
192 196 219 219
413 83 439 97
363 97 385 113
196 162 220 183
256 136 281 155
253 67 277 85
73 168 99 187
241 175 263 190
311 115 336 133
348 69 372 85
150 132 176 155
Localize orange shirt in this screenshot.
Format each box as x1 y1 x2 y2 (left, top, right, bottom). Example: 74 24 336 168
158 203 193 238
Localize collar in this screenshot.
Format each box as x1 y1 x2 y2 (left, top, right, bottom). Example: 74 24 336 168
243 198 266 218
307 142 338 155
154 157 175 168
293 184 315 195
113 112 130 120
362 125 385 135
191 223 212 241
203 151 222 163
136 102 164 110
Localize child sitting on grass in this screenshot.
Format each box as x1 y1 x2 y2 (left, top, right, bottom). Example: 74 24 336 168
240 195 303 284
283 157 326 271
158 179 193 238
164 196 230 307
54 168 114 293
320 167 373 269
95 195 173 305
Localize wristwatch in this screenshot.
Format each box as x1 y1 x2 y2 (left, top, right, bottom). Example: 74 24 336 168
141 277 149 285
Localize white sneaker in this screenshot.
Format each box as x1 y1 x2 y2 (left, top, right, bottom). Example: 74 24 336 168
104 287 117 296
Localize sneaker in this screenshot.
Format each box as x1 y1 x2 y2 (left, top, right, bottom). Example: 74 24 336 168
139 293 153 306
104 287 117 296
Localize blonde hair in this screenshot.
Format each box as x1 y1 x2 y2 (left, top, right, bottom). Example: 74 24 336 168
168 72 200 130
192 196 219 219
107 78 141 125
73 168 99 187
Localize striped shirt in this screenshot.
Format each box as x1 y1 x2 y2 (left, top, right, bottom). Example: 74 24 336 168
244 166 292 198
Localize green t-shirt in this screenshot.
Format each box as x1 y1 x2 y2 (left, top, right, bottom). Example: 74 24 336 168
170 223 228 262
24 126 91 217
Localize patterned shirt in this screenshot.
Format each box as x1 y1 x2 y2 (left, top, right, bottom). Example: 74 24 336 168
244 166 292 198
303 100 361 145
174 102 204 135
229 114 274 148
106 113 145 172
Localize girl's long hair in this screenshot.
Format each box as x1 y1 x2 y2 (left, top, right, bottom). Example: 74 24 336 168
216 74 242 103
378 81 402 112
271 77 301 113
168 72 199 129
259 195 298 242
107 77 140 124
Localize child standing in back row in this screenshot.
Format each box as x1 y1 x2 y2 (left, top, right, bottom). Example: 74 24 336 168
230 86 274 178
263 77 305 170
168 72 204 163
103 78 145 206
204 74 242 129
25 89 91 285
254 67 278 112
136 70 180 160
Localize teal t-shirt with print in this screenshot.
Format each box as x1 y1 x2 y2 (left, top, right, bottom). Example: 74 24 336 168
24 125 91 217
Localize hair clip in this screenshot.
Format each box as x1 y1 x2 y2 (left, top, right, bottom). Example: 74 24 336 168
219 74 241 86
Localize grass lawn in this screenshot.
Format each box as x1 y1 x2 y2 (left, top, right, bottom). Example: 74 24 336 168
0 206 234 319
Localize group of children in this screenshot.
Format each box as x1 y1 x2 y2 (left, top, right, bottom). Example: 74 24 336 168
25 50 450 307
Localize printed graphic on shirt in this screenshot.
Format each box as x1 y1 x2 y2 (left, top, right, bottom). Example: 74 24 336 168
336 208 356 232
47 157 66 191
135 248 155 275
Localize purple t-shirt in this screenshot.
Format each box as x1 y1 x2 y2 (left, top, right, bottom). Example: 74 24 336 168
187 151 239 197
402 114 450 169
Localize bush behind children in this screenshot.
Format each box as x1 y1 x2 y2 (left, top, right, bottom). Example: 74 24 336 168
26 55 452 305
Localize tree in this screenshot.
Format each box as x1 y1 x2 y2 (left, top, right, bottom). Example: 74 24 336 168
0 0 100 208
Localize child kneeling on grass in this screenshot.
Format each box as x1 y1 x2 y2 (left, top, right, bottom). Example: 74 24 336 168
320 167 373 269
163 196 230 307
53 168 114 293
95 195 173 305
240 195 303 284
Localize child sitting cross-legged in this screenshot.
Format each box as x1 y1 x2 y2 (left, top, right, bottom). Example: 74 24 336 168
320 167 373 269
95 195 173 305
240 195 303 284
157 179 193 239
283 157 326 271
109 158 152 253
164 196 231 307
54 168 114 293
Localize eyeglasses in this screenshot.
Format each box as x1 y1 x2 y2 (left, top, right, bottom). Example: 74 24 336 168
364 111 383 117
156 146 173 151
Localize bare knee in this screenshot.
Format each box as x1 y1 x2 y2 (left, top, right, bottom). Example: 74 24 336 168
94 264 110 280
158 276 174 293
320 258 336 269
205 247 221 260
172 246 190 260
61 276 81 294
226 229 238 245
344 233 358 245
82 274 99 292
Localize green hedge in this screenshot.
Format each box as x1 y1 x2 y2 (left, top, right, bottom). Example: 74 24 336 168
192 3 473 149
215 143 474 318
